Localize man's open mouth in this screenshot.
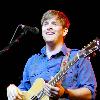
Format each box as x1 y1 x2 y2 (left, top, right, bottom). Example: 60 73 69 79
46 32 55 35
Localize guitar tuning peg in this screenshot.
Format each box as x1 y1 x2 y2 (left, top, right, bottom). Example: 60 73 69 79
87 56 91 60
93 40 96 42
89 49 93 53
88 44 90 46
97 40 100 45
84 46 86 48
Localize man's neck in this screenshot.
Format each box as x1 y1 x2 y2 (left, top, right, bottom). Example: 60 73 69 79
46 42 64 59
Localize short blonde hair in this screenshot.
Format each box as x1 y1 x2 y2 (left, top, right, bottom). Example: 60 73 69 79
41 10 70 29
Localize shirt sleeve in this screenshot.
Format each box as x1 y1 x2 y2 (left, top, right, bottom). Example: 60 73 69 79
18 55 36 91
77 57 97 99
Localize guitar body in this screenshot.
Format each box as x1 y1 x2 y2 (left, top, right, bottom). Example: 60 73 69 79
22 78 49 100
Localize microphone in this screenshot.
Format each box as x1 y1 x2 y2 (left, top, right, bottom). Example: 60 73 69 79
20 24 39 34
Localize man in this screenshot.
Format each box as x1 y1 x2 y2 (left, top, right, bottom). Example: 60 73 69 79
7 10 97 100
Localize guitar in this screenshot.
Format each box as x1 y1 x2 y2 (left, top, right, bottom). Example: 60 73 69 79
22 38 100 100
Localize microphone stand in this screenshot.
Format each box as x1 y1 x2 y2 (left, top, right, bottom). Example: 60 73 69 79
0 25 26 55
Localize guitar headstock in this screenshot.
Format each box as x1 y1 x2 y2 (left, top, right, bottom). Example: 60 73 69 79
79 37 100 58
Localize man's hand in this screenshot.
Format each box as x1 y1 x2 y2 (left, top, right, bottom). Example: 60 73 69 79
7 84 23 100
55 82 65 97
44 82 65 99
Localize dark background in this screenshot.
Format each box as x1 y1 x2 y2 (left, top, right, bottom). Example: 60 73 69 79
0 0 99 99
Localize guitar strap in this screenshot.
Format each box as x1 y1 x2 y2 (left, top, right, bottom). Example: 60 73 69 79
61 48 71 69
59 48 71 82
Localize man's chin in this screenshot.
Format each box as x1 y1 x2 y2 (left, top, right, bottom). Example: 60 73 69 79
45 40 55 45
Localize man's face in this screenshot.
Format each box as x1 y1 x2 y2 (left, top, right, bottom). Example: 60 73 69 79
42 17 65 44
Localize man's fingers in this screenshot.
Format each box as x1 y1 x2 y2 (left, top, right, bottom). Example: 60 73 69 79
7 84 23 100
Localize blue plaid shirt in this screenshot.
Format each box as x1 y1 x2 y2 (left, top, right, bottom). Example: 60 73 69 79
18 44 97 99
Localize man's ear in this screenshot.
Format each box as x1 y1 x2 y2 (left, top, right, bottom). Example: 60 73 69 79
63 28 68 36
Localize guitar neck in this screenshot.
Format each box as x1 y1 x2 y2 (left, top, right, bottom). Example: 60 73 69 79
48 54 79 86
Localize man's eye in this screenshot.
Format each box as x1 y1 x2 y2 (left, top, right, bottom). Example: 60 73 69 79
43 22 48 26
52 22 57 25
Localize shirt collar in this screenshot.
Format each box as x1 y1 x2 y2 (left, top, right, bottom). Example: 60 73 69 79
40 43 70 56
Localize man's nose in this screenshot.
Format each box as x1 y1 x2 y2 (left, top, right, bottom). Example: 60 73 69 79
47 27 53 31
